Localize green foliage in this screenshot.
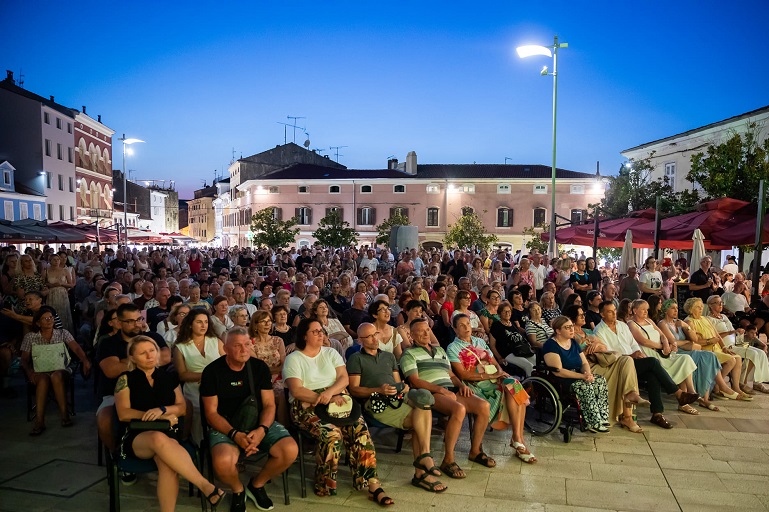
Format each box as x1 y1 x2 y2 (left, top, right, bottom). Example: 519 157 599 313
443 210 498 250
598 247 623 264
313 210 359 248
687 122 769 203
522 225 549 253
249 207 299 250
375 213 410 246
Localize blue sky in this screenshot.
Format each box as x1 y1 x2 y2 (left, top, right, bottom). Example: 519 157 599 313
3 1 768 199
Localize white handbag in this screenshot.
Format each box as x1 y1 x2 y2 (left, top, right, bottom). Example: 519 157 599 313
31 343 70 373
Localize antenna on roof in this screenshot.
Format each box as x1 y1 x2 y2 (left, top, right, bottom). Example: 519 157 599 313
17 68 24 88
504 157 512 165
230 147 237 165
287 116 306 143
329 146 348 162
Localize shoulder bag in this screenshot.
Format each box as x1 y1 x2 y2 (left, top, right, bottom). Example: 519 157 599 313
228 361 261 432
31 343 70 373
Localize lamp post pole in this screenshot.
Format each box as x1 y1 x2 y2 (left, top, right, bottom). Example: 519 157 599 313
121 134 128 247
548 35 561 258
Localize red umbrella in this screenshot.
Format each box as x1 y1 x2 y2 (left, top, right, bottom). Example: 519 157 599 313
711 212 769 247
544 209 657 248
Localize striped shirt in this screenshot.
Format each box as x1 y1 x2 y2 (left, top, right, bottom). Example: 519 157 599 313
400 345 453 389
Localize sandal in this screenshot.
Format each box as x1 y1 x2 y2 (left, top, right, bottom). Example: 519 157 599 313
676 391 700 406
413 453 441 477
650 413 673 429
439 461 466 479
469 451 496 468
736 392 754 401
61 417 73 427
368 487 394 506
625 396 651 408
713 390 738 400
697 399 720 411
678 404 700 415
206 487 225 509
741 386 757 395
619 416 644 433
411 472 447 493
29 423 46 436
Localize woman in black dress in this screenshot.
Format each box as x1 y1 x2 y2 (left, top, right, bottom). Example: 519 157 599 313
115 336 225 511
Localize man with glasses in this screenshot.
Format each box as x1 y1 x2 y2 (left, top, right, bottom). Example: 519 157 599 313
96 303 171 483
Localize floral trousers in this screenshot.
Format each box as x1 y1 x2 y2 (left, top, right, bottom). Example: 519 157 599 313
570 375 610 428
291 400 378 496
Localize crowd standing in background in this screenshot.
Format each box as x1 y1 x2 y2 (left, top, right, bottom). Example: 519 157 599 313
2 242 769 510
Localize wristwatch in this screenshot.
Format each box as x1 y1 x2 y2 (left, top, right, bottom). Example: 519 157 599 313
258 424 270 434
159 405 167 414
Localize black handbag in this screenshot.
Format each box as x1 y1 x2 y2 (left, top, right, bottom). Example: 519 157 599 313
227 361 261 432
510 331 535 358
128 419 177 434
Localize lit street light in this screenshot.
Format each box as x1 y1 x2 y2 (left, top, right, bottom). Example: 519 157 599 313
517 35 568 257
118 135 144 246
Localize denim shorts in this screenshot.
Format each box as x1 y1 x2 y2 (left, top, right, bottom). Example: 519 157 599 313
209 422 291 452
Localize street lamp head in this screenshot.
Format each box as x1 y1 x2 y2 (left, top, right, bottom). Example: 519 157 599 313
516 45 552 59
122 138 144 145
540 66 549 76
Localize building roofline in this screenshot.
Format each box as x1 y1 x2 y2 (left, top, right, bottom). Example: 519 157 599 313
621 104 769 153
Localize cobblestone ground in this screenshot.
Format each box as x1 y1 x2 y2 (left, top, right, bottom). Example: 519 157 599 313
3 373 769 511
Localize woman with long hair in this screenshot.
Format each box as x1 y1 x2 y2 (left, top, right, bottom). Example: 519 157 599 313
173 310 224 443
467 257 487 292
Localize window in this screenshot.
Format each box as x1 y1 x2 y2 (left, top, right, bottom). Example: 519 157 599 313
47 204 53 220
533 184 547 194
295 207 312 225
497 184 511 194
497 208 513 227
56 117 62 129
665 162 677 192
3 171 10 185
571 209 587 225
271 207 282 221
19 202 28 220
533 207 547 227
325 207 344 218
68 147 73 163
4 201 13 220
33 204 42 220
462 184 475 194
360 185 372 193
59 205 65 220
44 113 50 124
268 186 279 194
46 172 52 189
461 206 474 216
70 206 75 220
426 184 440 194
68 177 74 192
329 185 341 194
427 207 439 227
57 143 62 160
45 139 51 156
58 174 63 191
390 207 409 219
393 185 406 193
357 207 376 225
67 122 72 134
298 186 309 194
570 185 585 194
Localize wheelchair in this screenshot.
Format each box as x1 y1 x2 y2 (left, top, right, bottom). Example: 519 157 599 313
522 363 585 443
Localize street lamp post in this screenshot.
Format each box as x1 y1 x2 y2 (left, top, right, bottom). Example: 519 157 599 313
517 35 568 258
118 134 145 247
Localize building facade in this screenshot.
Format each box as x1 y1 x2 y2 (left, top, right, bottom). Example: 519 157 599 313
621 105 769 193
74 109 115 227
221 144 604 250
188 184 216 243
0 71 77 223
0 161 46 221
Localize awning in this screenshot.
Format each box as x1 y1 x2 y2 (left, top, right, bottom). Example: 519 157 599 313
543 209 657 248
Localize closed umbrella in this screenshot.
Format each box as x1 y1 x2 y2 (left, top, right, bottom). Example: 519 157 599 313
691 228 706 271
619 229 636 275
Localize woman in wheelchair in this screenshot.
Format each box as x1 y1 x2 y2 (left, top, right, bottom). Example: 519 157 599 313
115 336 225 512
542 316 611 433
563 305 647 433
447 314 536 464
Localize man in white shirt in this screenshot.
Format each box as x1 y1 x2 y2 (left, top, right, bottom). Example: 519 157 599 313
530 253 548 300
594 301 698 429
723 256 739 276
229 286 257 316
360 250 379 275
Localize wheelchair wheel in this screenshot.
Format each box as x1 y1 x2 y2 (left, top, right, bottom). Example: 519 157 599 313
522 376 562 436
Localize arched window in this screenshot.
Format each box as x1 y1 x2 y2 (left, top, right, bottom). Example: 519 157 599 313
360 185 372 193
329 185 341 194
393 185 406 193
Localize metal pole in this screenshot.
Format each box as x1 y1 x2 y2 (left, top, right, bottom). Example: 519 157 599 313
752 179 766 302
122 135 128 248
547 35 559 259
592 208 599 258
654 195 662 259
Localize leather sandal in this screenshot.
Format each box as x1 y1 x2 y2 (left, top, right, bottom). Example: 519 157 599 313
650 413 673 429
678 404 700 415
619 416 643 433
413 453 441 477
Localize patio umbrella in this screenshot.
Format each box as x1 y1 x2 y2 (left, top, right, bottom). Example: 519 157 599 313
618 229 636 274
691 228 706 270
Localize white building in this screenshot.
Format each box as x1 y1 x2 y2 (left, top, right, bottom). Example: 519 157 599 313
150 189 168 233
621 105 769 193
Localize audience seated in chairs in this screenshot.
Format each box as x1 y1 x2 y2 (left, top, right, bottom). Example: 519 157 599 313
200 327 297 512
347 322 446 493
115 335 225 512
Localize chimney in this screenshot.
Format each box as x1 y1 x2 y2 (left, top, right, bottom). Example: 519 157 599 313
98 115 101 123
405 151 417 175
387 158 398 170
5 70 12 81
50 95 54 102
82 105 87 114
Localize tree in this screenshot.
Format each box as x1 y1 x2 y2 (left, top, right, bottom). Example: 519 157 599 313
522 225 549 254
313 210 358 248
375 213 410 246
687 122 769 203
443 210 498 251
249 207 299 250
597 247 623 265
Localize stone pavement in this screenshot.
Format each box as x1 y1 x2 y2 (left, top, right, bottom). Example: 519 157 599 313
3 373 769 512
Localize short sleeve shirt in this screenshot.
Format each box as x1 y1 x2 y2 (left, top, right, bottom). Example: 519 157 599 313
282 347 344 391
542 337 583 384
400 345 453 389
199 356 272 420
21 328 74 353
446 336 492 363
346 349 398 388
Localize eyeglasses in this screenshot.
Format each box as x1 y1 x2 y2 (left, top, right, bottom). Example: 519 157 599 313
120 318 140 324
577 313 585 317
258 319 272 324
376 308 389 314
308 329 325 336
40 316 54 321
178 312 188 317
562 324 575 329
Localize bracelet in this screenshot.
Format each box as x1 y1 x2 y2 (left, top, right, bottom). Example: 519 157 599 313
227 428 239 440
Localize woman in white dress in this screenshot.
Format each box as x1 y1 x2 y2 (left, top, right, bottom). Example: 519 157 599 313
627 299 700 415
173 310 224 443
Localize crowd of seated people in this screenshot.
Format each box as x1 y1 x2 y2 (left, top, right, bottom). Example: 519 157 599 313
3 244 769 511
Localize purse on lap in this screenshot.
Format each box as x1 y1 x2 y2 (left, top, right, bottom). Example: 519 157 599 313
31 343 70 373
